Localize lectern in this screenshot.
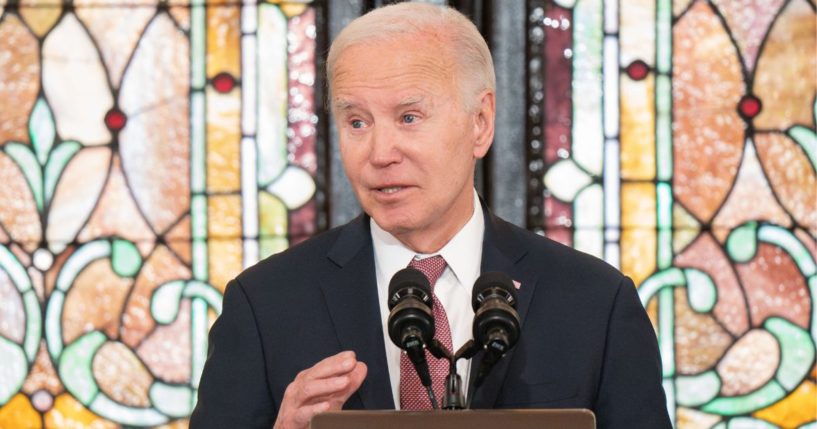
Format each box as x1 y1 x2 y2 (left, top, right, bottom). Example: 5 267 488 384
311 409 595 429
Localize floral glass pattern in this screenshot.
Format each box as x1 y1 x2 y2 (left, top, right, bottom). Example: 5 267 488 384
531 0 816 427
0 0 318 427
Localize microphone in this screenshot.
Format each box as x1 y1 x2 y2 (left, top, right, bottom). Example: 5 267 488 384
387 267 438 407
470 271 521 389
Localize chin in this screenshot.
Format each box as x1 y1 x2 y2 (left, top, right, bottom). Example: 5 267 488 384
369 210 416 236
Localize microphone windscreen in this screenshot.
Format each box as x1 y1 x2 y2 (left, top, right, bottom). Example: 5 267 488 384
388 267 432 309
471 271 517 310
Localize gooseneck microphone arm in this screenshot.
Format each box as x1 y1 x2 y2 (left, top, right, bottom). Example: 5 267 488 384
427 339 467 410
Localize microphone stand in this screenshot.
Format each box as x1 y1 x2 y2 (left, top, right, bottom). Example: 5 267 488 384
428 339 482 410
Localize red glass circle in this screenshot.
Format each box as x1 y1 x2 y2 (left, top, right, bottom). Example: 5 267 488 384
105 108 127 131
626 60 649 81
738 95 762 119
212 73 237 93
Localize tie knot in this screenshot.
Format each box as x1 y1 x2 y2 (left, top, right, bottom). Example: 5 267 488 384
408 255 447 288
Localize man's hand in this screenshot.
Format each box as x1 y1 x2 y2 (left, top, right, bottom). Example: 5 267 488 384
274 351 368 429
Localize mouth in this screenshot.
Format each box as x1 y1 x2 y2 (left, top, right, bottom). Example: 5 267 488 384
377 186 405 194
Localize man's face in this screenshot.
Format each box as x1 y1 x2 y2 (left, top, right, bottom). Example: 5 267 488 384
332 35 494 252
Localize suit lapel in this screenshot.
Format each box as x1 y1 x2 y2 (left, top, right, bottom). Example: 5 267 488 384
321 216 395 410
468 209 538 408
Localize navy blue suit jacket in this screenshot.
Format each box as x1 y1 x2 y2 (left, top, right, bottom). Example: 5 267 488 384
190 207 671 428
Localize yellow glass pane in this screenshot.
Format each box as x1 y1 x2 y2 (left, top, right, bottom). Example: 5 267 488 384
672 203 700 254
259 192 288 238
266 0 310 18
261 236 289 259
621 228 656 287
620 75 655 180
208 195 242 238
206 88 241 193
621 183 657 286
0 394 41 429
45 394 117 429
622 183 657 228
206 5 240 78
19 0 61 37
753 381 817 428
209 239 243 293
280 4 308 17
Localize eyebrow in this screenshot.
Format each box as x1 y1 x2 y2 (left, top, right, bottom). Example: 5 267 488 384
333 99 356 111
332 95 427 112
397 96 425 107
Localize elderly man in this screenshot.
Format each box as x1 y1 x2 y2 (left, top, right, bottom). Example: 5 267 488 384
191 3 671 429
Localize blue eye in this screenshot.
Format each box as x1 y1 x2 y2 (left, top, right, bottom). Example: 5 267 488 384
351 119 364 129
403 114 417 124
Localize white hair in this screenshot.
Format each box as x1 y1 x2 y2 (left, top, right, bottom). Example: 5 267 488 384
326 2 496 110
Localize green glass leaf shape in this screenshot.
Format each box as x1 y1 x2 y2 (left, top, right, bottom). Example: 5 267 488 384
676 370 721 407
765 317 815 391
700 380 786 415
4 142 44 211
43 141 81 206
727 222 758 263
58 330 106 405
111 239 141 278
787 125 816 170
0 336 27 405
149 381 194 418
29 98 57 165
151 280 185 325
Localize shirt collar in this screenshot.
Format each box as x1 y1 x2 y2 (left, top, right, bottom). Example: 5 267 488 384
371 190 484 287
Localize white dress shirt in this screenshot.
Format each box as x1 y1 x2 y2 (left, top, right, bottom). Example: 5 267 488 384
371 189 485 409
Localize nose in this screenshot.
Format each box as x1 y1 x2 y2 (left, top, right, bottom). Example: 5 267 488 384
368 124 402 168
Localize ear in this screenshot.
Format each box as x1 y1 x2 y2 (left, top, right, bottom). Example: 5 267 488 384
472 89 496 159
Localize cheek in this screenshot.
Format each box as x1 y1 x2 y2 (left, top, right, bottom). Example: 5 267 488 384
339 143 363 177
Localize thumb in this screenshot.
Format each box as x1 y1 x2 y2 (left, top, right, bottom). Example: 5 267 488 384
329 362 368 410
348 362 367 390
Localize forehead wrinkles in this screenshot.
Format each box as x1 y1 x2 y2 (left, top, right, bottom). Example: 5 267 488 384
331 37 459 102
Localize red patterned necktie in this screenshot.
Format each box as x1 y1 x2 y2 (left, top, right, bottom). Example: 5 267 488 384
399 255 452 410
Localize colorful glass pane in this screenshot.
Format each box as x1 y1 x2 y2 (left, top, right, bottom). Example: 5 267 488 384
530 0 816 427
0 1 320 426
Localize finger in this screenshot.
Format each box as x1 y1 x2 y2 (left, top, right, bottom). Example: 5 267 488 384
291 375 350 403
329 362 368 408
347 362 367 392
299 351 357 381
292 401 330 427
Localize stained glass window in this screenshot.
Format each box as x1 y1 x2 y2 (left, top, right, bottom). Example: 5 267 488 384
1 0 815 427
529 0 817 427
0 0 319 426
